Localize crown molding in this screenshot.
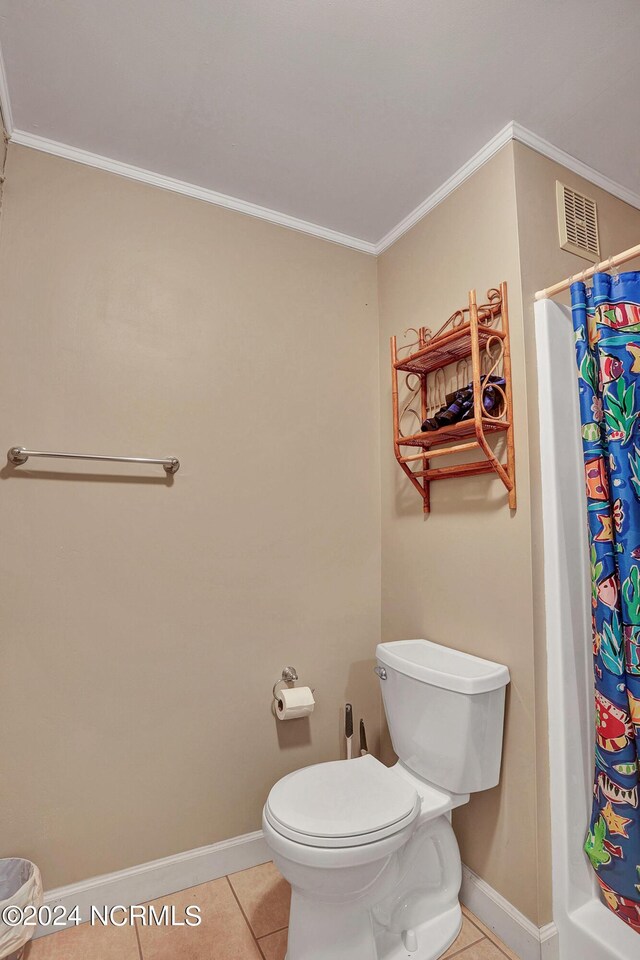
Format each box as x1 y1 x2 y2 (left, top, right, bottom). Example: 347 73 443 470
5 116 640 259
9 128 377 254
374 121 640 255
0 33 14 136
510 121 640 212
374 122 516 254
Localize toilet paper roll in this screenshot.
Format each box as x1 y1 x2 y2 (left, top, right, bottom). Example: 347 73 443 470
276 686 315 720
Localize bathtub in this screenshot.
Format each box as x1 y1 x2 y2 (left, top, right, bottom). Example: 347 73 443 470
536 299 638 960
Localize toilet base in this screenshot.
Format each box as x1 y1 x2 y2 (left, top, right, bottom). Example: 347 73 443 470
284 901 461 960
276 812 464 960
374 902 462 960
286 890 379 960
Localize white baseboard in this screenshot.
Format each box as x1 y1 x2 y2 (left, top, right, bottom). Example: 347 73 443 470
461 864 558 960
34 836 559 958
35 830 270 939
539 923 560 960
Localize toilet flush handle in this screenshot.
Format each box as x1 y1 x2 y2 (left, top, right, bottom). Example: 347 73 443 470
374 665 387 680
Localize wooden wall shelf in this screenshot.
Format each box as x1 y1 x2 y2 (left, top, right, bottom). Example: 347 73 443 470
391 282 516 514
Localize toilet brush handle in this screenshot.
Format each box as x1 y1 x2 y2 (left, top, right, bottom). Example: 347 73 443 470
345 704 353 760
359 719 368 756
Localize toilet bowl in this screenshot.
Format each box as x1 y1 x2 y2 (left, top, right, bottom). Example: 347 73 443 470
263 639 510 960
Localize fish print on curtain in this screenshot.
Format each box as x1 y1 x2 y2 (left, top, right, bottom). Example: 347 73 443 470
571 272 640 934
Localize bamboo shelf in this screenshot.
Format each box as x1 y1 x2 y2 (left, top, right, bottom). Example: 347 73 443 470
391 282 516 514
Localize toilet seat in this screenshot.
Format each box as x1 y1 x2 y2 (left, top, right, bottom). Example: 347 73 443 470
265 755 421 847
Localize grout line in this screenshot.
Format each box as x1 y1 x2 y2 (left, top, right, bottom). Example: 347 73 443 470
461 907 521 960
256 927 289 960
133 917 144 960
461 908 490 938
495 945 521 960
225 874 261 943
444 935 487 959
258 923 288 938
448 941 485 959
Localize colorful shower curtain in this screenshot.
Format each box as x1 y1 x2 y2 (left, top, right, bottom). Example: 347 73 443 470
571 272 640 933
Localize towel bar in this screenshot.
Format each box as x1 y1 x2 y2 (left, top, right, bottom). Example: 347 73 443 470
7 447 180 474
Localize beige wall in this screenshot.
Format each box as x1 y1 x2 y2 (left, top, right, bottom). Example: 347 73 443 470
0 108 6 209
377 143 548 923
377 140 640 927
511 141 640 925
513 142 640 311
0 145 382 888
3 132 639 916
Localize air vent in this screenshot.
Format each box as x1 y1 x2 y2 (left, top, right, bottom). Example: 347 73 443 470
556 181 600 262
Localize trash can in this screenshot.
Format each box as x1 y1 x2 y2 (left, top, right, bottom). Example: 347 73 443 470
0 859 43 960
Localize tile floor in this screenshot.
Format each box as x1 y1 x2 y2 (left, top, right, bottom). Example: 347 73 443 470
24 861 521 960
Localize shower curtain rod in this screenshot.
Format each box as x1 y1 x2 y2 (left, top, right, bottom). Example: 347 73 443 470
534 242 640 301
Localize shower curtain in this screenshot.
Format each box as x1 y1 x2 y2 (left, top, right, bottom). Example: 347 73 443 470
572 272 640 933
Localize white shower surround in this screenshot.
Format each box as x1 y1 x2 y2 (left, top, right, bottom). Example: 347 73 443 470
536 298 639 959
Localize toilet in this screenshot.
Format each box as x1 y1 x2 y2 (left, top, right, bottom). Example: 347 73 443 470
262 639 510 960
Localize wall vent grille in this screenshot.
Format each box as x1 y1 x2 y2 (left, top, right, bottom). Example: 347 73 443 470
556 181 600 262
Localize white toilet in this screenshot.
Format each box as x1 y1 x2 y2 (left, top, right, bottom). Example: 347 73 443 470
262 639 510 960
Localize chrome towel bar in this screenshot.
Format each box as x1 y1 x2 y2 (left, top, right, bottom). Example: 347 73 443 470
7 447 180 475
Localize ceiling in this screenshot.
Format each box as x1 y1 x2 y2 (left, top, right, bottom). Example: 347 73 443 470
1 0 640 246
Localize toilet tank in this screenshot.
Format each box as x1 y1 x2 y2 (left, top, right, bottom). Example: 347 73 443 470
376 639 510 795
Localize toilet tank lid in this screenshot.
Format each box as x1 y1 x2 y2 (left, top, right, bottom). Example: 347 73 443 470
376 639 510 694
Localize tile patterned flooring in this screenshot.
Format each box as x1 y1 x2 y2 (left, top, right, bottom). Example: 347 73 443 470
24 861 521 960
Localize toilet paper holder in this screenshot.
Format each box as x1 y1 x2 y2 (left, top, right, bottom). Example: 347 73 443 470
272 666 315 706
273 666 299 701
